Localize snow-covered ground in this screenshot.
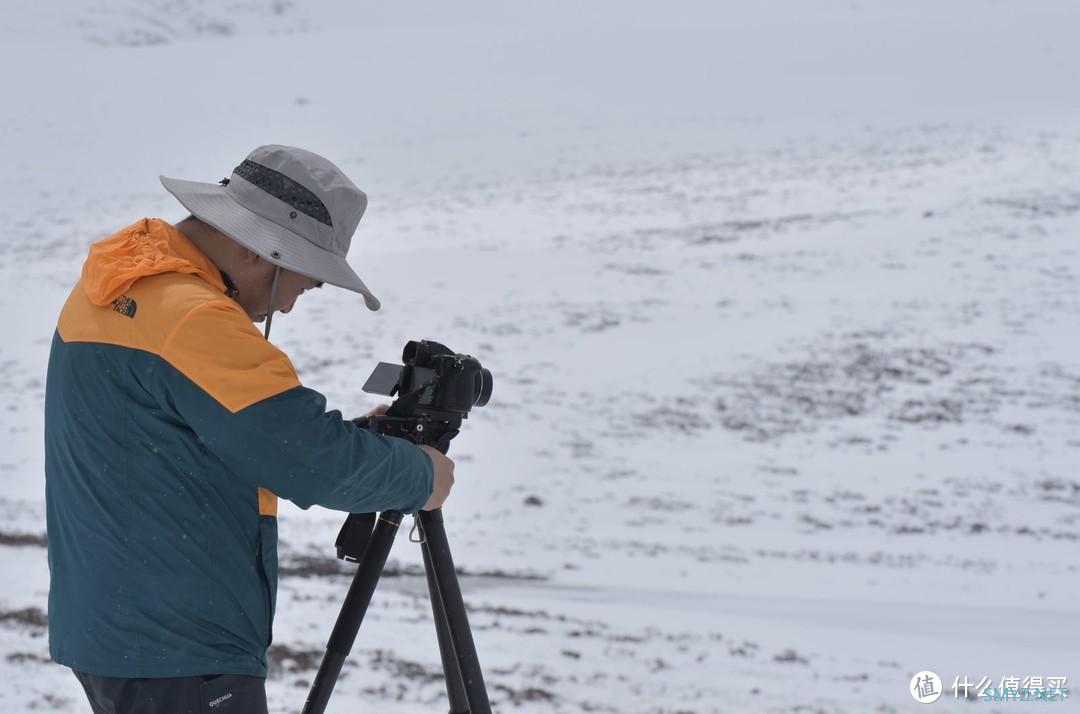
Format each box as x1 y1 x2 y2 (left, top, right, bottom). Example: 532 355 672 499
1 2 1078 712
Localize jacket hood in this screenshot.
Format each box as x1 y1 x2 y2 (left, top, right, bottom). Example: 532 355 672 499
81 218 226 306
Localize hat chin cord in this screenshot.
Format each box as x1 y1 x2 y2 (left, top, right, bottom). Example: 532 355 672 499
263 266 282 340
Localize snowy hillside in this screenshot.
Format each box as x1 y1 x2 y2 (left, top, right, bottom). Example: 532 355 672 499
1 2 1078 712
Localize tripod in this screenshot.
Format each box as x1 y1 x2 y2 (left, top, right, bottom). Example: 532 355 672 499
303 342 495 713
301 507 492 713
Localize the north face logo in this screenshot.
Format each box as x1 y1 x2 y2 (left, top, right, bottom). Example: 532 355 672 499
112 295 137 318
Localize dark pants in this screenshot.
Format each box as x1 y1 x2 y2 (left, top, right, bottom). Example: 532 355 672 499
72 670 268 714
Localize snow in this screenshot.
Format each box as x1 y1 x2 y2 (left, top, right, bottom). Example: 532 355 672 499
2 1 1079 712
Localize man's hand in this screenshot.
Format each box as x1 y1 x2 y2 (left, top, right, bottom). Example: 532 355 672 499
365 403 391 419
419 445 454 511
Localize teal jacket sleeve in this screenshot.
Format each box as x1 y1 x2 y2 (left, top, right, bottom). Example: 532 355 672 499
134 301 434 514
164 379 435 514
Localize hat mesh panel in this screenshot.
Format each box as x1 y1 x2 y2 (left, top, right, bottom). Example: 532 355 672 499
233 159 333 227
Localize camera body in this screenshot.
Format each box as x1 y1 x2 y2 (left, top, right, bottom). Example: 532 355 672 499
361 339 493 452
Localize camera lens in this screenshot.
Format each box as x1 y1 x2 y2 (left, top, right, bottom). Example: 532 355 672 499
474 368 493 407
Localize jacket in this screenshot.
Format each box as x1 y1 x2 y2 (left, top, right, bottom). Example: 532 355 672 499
44 218 433 678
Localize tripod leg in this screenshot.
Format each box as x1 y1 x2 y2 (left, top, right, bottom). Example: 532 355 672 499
421 536 469 714
303 511 404 714
418 508 492 714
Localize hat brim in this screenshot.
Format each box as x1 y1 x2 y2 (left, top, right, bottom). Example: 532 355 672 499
159 175 381 311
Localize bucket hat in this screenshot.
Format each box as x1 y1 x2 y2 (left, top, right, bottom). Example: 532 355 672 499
160 144 380 310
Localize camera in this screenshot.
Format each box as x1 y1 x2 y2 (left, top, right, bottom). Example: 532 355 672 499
361 339 493 451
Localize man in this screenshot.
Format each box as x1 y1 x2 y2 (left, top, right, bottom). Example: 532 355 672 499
44 145 455 713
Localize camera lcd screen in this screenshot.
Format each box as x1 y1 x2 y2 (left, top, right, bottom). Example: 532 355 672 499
362 362 403 396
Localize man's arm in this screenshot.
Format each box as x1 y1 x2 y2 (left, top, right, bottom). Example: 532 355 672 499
142 300 434 513
171 381 434 513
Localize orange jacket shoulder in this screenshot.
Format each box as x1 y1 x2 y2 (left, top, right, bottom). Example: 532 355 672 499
160 299 300 413
58 272 228 353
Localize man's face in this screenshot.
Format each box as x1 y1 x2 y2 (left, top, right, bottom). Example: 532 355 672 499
234 250 323 323
257 268 323 323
